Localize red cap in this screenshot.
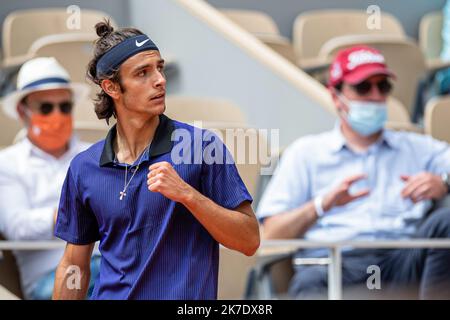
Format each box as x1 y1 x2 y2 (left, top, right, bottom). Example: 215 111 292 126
328 45 395 88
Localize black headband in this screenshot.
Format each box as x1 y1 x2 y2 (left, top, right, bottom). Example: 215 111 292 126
96 34 159 76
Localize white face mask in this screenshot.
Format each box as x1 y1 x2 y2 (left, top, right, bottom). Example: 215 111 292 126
339 95 388 136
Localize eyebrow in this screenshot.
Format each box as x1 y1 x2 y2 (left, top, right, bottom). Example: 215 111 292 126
132 59 165 73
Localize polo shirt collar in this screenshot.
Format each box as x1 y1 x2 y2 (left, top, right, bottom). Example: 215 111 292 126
99 114 175 167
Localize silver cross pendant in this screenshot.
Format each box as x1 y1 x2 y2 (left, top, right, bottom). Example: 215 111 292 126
119 191 126 200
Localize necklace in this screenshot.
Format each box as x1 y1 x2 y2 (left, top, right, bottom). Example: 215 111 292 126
117 145 150 200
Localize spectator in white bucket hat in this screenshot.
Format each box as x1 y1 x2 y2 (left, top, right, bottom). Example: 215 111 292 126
0 57 99 299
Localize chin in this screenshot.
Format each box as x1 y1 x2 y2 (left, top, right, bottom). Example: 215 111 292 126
146 102 166 116
154 103 166 115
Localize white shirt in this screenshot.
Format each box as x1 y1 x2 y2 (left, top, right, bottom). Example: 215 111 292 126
257 126 450 243
0 137 90 298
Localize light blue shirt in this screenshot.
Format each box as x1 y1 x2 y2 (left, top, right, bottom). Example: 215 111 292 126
257 126 450 242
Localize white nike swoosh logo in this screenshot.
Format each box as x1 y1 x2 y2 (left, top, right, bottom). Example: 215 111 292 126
135 39 150 47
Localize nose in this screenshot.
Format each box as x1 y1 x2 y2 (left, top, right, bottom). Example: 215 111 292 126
367 83 386 102
154 70 166 88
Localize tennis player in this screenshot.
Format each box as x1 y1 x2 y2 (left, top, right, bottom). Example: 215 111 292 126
52 20 259 300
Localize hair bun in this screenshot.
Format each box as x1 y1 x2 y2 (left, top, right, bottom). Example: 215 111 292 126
95 19 114 38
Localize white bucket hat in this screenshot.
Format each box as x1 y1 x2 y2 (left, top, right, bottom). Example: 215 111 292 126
1 57 90 119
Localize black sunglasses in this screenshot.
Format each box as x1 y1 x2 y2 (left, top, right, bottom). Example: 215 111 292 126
350 79 392 96
34 101 73 115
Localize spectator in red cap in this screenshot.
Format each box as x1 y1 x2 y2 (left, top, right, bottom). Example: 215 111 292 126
257 45 450 299
328 45 395 137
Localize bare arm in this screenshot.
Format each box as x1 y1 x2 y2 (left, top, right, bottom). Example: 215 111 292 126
263 200 318 239
52 243 95 300
183 192 259 256
147 162 260 256
263 174 370 239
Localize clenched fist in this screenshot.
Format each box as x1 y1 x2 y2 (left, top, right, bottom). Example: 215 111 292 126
147 161 194 203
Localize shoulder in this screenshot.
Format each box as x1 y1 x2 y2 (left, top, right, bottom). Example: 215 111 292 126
69 139 105 173
385 129 424 142
0 140 28 174
385 129 449 149
76 140 92 152
0 141 24 162
171 119 195 131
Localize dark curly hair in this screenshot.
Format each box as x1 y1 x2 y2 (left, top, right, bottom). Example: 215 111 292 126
87 19 143 124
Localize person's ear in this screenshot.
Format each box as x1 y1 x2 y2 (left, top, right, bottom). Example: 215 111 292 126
16 103 28 123
100 79 121 100
330 87 350 119
330 87 343 112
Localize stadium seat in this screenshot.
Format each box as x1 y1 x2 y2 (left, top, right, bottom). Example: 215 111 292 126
424 95 450 143
221 9 297 64
387 96 411 123
2 8 116 67
419 11 450 70
73 95 105 124
73 122 111 144
293 10 406 69
385 97 423 133
29 33 97 85
165 95 247 124
220 9 279 36
0 102 22 148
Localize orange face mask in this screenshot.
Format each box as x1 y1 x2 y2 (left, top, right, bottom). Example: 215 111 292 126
28 112 73 151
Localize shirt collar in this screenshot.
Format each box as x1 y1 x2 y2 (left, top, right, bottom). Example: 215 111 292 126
381 129 400 150
328 122 347 153
99 114 175 167
329 121 399 154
